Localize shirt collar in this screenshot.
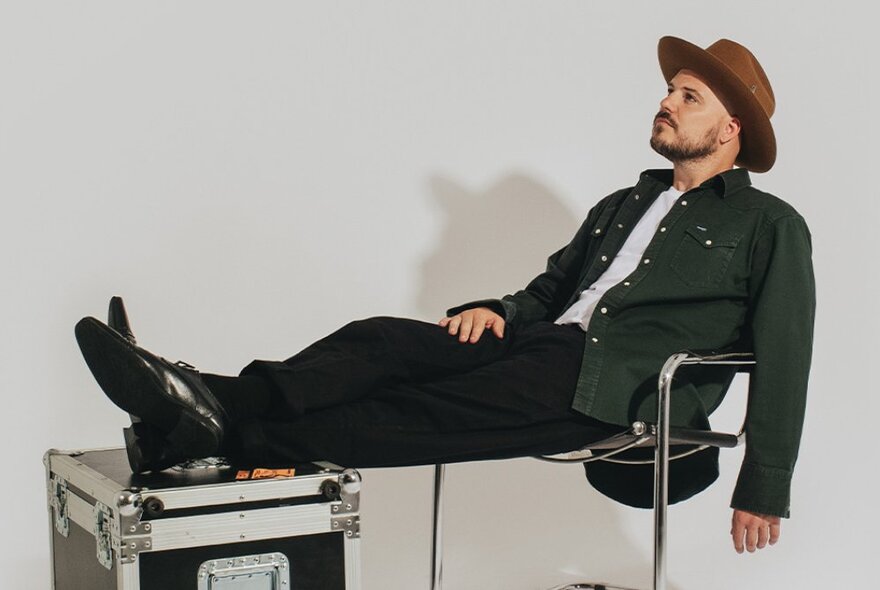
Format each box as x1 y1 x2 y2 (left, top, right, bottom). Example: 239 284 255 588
637 168 752 198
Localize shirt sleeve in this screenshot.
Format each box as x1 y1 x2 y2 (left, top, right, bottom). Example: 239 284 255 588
447 191 621 326
731 213 816 518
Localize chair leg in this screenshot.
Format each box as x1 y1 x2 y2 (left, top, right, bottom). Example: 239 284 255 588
654 353 687 590
431 464 445 590
653 410 669 590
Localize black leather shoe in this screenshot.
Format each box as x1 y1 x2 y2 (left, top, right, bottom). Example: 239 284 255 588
104 299 217 472
107 296 144 432
75 316 228 471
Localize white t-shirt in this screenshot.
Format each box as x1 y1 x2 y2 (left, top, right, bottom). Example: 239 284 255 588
555 186 683 331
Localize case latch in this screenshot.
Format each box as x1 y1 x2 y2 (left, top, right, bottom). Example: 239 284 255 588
49 475 69 538
93 501 114 570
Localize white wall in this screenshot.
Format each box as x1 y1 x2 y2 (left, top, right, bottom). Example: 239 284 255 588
1 2 875 588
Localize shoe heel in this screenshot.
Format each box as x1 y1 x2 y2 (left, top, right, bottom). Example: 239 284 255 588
123 426 151 473
108 296 136 344
164 412 222 459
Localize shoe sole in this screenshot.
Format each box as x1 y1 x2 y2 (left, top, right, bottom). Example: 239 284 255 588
75 317 220 457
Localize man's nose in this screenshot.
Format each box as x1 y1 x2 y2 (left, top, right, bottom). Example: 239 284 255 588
659 93 676 112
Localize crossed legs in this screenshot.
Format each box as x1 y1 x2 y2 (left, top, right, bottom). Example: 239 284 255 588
227 317 618 467
77 310 615 472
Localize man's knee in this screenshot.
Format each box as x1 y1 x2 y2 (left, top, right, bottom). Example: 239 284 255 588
337 316 408 340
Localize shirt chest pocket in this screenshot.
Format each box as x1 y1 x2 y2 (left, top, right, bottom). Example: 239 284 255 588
670 225 742 288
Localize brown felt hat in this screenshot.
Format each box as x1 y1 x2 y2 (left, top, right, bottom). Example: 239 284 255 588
658 36 776 172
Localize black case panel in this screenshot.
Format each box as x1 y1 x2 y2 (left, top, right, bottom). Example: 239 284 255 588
138 532 346 590
75 448 327 491
53 522 117 590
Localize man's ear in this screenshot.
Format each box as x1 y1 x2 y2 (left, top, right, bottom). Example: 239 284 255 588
720 116 742 145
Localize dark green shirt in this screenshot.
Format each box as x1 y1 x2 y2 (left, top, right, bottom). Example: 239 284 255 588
450 168 815 518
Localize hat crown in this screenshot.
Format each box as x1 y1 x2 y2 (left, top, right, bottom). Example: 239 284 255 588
705 39 775 118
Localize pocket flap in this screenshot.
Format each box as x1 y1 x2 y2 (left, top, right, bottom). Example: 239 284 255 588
684 225 741 249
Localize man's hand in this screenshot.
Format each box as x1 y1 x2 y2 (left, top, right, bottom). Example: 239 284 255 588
439 307 505 344
731 509 781 554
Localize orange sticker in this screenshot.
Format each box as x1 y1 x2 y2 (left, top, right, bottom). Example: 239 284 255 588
235 468 296 480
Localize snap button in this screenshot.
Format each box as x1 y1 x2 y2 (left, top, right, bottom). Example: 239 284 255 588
643 258 650 264
705 239 712 246
600 307 608 314
617 223 624 229
591 337 599 343
623 281 631 286
594 228 602 235
634 194 640 200
681 200 688 206
601 255 608 262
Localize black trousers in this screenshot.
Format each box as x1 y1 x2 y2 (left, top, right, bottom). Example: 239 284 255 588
233 317 618 467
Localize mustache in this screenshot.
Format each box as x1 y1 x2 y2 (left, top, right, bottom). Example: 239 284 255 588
654 111 676 128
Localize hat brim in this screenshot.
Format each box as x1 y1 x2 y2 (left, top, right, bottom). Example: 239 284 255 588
658 36 776 173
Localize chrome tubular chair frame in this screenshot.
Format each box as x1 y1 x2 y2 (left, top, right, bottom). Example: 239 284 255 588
430 351 755 590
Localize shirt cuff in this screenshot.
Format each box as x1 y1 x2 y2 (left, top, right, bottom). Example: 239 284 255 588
730 461 792 518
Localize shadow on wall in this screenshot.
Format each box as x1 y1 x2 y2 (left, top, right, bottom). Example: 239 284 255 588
416 173 580 319
412 173 661 588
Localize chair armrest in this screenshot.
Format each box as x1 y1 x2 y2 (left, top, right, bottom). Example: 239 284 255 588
657 351 754 442
666 426 740 448
676 350 755 368
653 351 755 504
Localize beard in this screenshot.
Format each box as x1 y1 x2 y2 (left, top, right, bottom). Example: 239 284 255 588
650 119 721 163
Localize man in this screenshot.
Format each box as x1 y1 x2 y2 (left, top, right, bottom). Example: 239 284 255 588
75 36 815 555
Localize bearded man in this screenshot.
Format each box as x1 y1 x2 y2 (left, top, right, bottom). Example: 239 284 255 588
75 36 815 555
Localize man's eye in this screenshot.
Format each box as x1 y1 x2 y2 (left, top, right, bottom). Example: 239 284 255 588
685 94 696 103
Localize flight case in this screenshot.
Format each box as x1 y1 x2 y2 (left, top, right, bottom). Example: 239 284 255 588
45 447 362 589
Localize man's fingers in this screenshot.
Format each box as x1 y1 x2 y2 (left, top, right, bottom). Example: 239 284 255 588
756 523 770 549
745 524 759 553
446 316 460 335
732 510 780 554
442 309 503 343
731 520 745 554
769 523 781 545
469 321 486 343
458 317 473 342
